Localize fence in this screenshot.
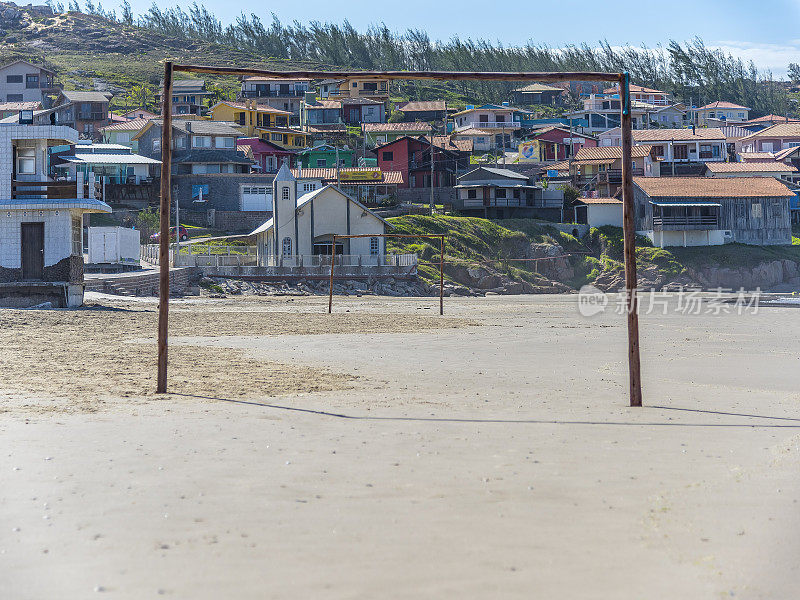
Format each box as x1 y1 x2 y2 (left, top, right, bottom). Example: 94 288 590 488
273 253 417 268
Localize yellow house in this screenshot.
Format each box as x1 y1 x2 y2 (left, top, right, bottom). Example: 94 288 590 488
320 77 389 102
210 100 312 149
210 100 293 135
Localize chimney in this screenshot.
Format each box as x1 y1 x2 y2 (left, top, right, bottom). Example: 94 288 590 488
692 124 695 135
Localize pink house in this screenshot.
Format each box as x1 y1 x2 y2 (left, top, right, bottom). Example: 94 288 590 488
236 137 297 173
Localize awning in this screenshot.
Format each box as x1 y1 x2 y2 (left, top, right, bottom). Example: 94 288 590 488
650 201 721 207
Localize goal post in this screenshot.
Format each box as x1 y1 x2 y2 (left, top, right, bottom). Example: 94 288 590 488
155 63 642 407
326 233 446 315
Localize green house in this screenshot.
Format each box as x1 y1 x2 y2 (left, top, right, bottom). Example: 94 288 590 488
298 144 354 168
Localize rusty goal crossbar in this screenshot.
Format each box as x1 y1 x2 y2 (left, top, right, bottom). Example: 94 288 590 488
156 63 641 407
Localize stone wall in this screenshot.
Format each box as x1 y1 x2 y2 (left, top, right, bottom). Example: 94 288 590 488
0 256 83 283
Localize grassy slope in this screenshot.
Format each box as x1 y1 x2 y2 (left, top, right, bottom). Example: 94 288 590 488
385 215 584 285
387 217 800 289
0 11 333 105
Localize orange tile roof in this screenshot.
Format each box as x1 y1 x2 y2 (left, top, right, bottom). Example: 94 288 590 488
98 118 150 132
424 135 473 152
697 101 749 110
0 101 41 111
744 114 800 124
634 176 794 198
604 84 668 95
578 197 623 204
397 100 447 112
632 128 725 142
704 162 796 173
740 123 800 141
291 167 403 184
362 122 433 133
574 146 651 161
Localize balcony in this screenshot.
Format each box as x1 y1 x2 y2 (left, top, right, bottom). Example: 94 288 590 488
328 88 388 98
78 113 105 122
454 121 520 132
12 180 84 199
598 168 644 183
653 215 719 230
241 89 307 98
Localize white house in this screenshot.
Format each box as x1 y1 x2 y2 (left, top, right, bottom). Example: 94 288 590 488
0 123 111 307
251 163 389 267
574 198 623 228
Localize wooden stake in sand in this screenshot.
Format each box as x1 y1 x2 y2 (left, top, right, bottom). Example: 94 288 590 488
155 65 642 406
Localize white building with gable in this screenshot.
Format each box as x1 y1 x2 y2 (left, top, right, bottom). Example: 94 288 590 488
251 162 389 267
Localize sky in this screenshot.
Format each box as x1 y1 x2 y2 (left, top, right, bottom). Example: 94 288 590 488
118 0 800 77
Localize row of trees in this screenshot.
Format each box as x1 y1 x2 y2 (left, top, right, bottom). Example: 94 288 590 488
52 0 796 116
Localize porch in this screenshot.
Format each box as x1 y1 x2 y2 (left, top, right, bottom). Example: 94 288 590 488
651 202 720 230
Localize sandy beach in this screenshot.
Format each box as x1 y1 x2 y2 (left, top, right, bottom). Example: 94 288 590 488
1 293 799 598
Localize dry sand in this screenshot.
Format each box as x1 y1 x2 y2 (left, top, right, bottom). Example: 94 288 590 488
1 293 799 598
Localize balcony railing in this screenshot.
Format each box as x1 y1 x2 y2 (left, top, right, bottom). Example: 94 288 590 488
12 180 82 199
653 215 719 229
328 88 388 98
241 90 307 98
598 168 644 183
455 121 520 131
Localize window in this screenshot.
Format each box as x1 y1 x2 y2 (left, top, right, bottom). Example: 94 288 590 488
382 151 393 161
370 237 379 256
192 135 212 148
467 189 477 199
282 186 290 200
751 203 763 219
174 136 186 149
673 145 688 160
84 123 94 133
6 94 23 102
476 137 486 144
282 237 292 257
271 133 283 142
303 183 316 192
116 132 131 144
215 136 234 148
26 74 39 88
153 138 161 152
653 145 664 157
72 216 82 256
495 188 507 199
292 137 304 146
6 74 22 83
16 147 35 174
316 158 327 167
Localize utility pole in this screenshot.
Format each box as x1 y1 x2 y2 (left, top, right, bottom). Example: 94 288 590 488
174 193 180 259
335 145 340 184
430 142 435 215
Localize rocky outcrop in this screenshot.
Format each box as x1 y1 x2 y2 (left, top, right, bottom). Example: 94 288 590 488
591 259 800 292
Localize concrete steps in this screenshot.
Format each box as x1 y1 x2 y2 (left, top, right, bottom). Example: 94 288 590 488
84 267 200 297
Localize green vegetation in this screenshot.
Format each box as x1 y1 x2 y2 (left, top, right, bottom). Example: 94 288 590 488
0 7 794 116
386 218 800 290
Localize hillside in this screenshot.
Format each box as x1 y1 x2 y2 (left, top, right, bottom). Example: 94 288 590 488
0 4 331 106
386 216 800 294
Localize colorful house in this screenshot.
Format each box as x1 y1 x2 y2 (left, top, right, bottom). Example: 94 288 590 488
318 77 389 103
298 144 354 169
362 122 433 147
236 137 297 173
518 127 598 162
512 83 564 106
373 136 460 189
239 77 311 122
98 118 150 152
690 101 750 126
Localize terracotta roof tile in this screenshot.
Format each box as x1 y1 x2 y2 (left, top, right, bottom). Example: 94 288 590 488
697 101 749 110
574 146 650 161
396 100 447 112
362 122 433 133
632 128 725 142
740 123 800 141
704 162 796 173
99 118 150 133
634 176 794 198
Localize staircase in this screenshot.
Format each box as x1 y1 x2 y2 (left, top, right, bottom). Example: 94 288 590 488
84 267 200 297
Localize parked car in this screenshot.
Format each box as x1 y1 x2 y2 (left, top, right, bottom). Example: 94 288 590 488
150 225 189 242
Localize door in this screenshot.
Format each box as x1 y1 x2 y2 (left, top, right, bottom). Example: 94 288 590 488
21 222 44 280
